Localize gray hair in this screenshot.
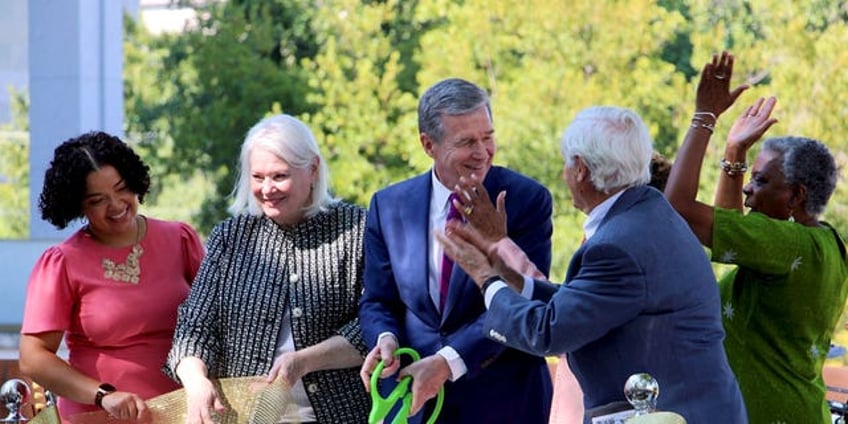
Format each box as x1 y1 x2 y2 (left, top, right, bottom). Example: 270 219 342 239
560 106 653 192
762 136 837 216
418 78 492 143
228 114 334 217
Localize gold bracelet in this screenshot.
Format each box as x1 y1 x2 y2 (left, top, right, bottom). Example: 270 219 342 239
719 158 748 176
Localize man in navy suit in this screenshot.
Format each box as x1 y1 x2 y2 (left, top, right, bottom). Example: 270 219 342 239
359 78 554 423
437 106 747 423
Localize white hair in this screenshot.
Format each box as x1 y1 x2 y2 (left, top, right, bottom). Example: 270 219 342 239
228 114 334 217
560 106 653 193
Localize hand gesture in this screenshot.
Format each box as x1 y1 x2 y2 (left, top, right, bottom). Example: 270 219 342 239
452 174 507 243
100 391 150 422
727 97 779 154
266 351 306 386
435 225 499 288
360 335 400 391
398 355 451 416
695 51 749 117
183 377 226 424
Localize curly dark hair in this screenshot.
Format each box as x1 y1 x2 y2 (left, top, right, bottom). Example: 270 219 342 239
649 151 672 192
39 131 151 229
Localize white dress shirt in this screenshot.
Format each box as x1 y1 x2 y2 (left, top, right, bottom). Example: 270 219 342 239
378 171 469 381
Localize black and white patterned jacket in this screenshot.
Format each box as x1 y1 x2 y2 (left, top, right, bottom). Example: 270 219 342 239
165 201 369 423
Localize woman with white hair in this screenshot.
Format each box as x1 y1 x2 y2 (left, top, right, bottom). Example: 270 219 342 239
165 114 370 423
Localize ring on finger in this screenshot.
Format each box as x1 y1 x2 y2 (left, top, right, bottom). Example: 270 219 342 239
463 205 474 216
714 74 727 80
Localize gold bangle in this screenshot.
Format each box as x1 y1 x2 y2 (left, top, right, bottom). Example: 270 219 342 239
719 158 748 176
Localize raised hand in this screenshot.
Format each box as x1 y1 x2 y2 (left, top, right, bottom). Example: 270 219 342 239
727 96 779 153
452 174 507 243
434 225 498 288
695 51 750 117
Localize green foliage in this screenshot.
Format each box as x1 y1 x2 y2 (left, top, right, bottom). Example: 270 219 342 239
124 0 848 276
0 134 28 239
300 0 423 207
681 0 848 244
126 0 321 233
409 0 693 264
0 88 29 239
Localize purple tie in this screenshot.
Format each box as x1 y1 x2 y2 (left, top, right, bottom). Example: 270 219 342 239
440 193 462 312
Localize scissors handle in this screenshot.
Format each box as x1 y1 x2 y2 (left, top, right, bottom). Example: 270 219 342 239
368 347 444 424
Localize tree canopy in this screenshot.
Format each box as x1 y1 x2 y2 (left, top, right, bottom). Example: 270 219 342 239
0 89 29 238
4 0 846 280
121 0 848 281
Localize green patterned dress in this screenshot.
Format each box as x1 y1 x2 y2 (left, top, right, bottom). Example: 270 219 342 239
712 208 848 423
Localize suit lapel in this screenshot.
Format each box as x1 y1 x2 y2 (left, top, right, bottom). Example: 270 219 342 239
401 173 442 325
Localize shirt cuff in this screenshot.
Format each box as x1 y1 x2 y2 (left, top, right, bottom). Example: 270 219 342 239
436 346 468 381
377 332 397 346
483 281 509 308
520 275 534 298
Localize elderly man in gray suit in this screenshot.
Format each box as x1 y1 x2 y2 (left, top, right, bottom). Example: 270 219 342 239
438 105 747 423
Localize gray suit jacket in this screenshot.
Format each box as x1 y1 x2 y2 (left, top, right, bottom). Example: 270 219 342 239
484 186 747 424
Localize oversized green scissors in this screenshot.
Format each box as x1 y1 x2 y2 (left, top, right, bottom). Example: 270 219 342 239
368 347 445 424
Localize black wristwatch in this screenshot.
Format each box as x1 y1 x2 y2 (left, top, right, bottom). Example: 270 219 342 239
480 275 503 295
94 383 116 408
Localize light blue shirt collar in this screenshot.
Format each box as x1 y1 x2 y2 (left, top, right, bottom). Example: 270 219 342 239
583 189 626 240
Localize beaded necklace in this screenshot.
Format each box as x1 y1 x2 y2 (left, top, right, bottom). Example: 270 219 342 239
100 216 144 284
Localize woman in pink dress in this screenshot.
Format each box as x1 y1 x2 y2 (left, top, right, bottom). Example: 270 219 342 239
18 131 204 422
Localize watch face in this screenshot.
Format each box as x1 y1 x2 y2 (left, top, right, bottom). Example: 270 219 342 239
95 383 117 408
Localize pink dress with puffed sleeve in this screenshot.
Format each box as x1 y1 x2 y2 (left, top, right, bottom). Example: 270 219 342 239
21 217 204 419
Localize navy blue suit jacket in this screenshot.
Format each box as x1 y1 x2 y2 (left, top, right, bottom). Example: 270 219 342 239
483 187 747 423
360 166 554 423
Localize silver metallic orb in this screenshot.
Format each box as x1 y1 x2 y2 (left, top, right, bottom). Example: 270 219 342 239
1 378 31 422
624 373 659 416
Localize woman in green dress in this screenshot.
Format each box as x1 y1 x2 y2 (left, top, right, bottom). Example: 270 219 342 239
665 51 848 423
